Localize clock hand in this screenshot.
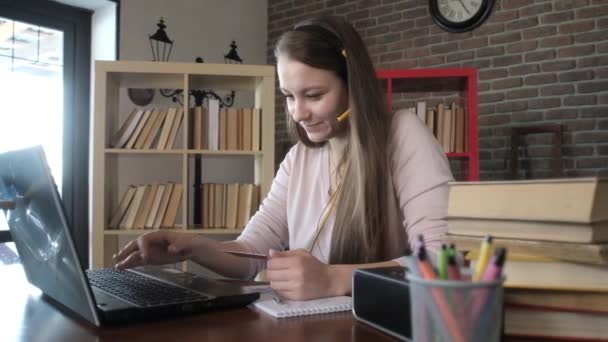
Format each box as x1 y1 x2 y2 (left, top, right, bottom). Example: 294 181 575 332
458 0 471 15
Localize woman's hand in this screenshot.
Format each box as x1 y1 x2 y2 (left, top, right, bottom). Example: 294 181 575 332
113 230 196 269
266 249 342 301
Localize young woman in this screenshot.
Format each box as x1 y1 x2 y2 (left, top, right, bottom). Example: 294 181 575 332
114 16 453 301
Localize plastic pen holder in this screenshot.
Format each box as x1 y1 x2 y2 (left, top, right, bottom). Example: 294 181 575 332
407 274 504 342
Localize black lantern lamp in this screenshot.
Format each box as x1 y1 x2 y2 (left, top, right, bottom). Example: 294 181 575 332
224 41 243 64
149 18 173 62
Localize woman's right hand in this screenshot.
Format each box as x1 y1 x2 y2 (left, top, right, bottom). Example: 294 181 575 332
113 230 194 269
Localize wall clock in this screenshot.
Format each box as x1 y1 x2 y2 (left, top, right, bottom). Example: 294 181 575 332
429 0 495 33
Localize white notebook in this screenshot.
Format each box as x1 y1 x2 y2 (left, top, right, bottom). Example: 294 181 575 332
253 294 352 318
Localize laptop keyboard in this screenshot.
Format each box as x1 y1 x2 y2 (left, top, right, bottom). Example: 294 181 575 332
86 268 208 307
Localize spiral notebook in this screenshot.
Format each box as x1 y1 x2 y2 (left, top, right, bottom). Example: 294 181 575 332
253 294 352 318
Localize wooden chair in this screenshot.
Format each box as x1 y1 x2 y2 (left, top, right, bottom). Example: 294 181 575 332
510 124 563 179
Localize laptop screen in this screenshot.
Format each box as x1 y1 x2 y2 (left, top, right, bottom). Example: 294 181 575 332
0 146 100 326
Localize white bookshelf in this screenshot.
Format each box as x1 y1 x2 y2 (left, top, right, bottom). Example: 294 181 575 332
91 61 275 268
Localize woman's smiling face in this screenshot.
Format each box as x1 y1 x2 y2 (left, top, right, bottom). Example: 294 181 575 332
277 55 349 143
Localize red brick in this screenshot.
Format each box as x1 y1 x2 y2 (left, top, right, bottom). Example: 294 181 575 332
599 146 608 155
529 98 562 109
599 120 608 129
502 0 532 9
525 74 557 85
506 41 539 54
479 114 511 126
476 46 505 58
578 81 608 93
431 42 458 54
494 55 523 67
493 77 524 90
559 20 595 34
564 146 594 156
525 50 556 62
479 104 496 115
576 158 608 169
523 26 557 39
564 95 597 106
473 23 505 36
480 69 508 80
492 9 519 23
379 51 402 62
370 4 393 17
578 56 608 68
542 60 576 72
507 88 538 100
354 18 377 30
558 45 596 58
555 0 590 10
480 92 505 103
413 36 442 47
521 3 554 17
576 5 608 18
540 84 575 96
559 70 593 82
541 11 574 24
496 101 528 113
575 30 608 44
545 109 579 120
404 47 430 58
597 68 608 79
347 9 371 21
509 64 540 76
462 59 491 69
599 42 608 54
419 56 445 67
490 32 521 45
506 17 539 31
447 51 474 62
367 25 390 36
460 37 488 50
540 36 574 48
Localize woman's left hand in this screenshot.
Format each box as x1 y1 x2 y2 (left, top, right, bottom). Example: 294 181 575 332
266 249 340 301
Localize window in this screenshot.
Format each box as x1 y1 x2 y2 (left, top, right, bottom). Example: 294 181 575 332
0 0 92 266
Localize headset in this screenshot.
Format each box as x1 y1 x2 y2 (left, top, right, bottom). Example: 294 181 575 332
336 108 351 123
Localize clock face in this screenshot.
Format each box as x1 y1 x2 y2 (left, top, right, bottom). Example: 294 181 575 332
438 0 482 23
430 0 495 33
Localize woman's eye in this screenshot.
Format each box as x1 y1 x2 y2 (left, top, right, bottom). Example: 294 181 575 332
306 94 322 100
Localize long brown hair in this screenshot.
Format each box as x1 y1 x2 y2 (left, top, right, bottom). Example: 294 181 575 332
274 16 390 264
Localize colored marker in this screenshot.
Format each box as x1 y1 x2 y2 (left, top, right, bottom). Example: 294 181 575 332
473 235 493 282
447 254 462 281
437 244 449 280
481 247 507 282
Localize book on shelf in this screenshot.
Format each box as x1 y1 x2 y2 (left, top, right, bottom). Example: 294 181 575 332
208 99 220 150
505 288 608 314
153 182 174 229
134 108 160 149
112 109 143 148
165 107 183 149
142 108 167 149
132 184 155 229
156 108 177 150
119 184 147 229
447 177 608 222
225 183 239 229
125 109 152 149
226 108 238 150
201 184 210 228
192 106 203 149
108 185 136 229
161 183 183 228
219 108 227 150
445 234 608 265
505 304 608 340
242 108 253 151
145 184 165 229
446 217 608 243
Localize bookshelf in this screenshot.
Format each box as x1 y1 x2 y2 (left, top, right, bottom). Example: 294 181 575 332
91 61 275 268
377 68 479 181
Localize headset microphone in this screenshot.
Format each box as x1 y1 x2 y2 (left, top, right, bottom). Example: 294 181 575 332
336 108 351 123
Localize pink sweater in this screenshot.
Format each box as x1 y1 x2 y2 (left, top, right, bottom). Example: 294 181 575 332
236 109 454 277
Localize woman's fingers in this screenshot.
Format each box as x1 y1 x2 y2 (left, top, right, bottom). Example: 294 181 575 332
115 250 144 269
113 239 140 263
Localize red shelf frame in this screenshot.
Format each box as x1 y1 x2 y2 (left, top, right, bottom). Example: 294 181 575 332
377 68 479 181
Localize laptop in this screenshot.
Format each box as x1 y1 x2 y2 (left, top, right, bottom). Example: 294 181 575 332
0 146 261 326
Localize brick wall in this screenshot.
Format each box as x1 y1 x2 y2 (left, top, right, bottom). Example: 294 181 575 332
268 0 608 180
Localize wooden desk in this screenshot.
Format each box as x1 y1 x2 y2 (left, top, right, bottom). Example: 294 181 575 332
0 264 396 342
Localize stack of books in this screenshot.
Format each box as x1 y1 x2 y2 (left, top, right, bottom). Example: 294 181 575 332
444 178 608 340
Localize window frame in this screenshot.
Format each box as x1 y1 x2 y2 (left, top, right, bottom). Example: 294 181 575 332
0 0 92 266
